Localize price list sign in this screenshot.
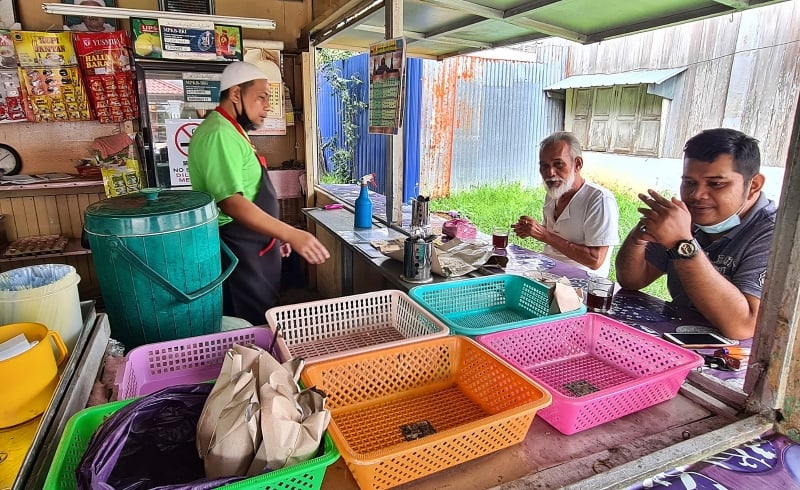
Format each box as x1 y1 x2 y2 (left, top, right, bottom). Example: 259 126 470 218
368 37 406 135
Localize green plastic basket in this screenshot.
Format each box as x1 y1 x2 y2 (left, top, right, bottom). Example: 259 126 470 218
44 398 339 490
409 274 586 336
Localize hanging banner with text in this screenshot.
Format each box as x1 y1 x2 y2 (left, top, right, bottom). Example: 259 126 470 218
368 37 406 135
165 118 203 186
158 18 216 61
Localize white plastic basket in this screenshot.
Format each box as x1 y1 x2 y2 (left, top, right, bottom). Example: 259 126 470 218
266 290 449 364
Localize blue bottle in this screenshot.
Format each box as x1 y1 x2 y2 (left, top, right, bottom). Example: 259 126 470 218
354 175 373 229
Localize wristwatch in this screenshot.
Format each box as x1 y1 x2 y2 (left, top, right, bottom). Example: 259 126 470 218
667 238 700 260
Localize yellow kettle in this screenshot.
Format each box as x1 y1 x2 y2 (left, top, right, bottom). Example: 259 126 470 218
0 322 68 428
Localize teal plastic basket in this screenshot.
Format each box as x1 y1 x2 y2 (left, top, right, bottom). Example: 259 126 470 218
44 399 339 490
409 274 586 336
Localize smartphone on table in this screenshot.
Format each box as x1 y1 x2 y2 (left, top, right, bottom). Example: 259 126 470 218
662 332 739 349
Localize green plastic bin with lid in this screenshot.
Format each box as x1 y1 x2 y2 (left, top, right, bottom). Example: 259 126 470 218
84 188 237 349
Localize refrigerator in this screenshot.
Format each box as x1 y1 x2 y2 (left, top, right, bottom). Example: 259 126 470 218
135 59 228 189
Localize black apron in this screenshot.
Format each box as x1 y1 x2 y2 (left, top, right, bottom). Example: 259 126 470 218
219 166 281 325
215 108 282 325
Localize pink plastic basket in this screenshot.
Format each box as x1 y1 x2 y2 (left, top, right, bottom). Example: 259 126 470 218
476 313 703 435
115 327 274 400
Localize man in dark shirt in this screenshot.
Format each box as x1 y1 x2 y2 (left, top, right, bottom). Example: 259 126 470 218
615 128 777 340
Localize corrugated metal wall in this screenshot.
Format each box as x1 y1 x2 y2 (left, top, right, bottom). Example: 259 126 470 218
564 0 800 167
419 45 567 196
319 46 568 200
317 54 423 200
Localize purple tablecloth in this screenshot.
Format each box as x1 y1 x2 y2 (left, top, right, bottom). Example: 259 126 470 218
626 432 800 490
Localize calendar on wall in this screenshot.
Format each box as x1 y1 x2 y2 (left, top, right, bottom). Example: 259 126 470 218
244 46 286 136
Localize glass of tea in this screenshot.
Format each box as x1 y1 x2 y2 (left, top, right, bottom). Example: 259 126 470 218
586 276 615 313
492 227 509 249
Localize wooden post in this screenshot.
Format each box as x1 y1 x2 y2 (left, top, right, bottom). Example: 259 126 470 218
384 0 404 225
302 50 318 209
744 89 800 438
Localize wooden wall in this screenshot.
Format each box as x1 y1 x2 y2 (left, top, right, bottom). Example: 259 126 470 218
0 122 124 175
0 184 106 299
565 1 800 166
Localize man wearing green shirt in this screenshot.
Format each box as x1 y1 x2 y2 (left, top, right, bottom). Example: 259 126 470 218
188 61 330 324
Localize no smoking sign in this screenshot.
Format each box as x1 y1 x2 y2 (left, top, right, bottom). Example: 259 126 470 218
173 122 200 156
165 118 204 186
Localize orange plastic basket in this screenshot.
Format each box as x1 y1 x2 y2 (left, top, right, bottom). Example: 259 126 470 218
300 336 551 489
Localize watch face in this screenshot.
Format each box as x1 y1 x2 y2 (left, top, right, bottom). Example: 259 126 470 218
678 240 698 257
0 144 22 176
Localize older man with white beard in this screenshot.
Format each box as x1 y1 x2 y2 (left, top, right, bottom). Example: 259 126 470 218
512 131 620 277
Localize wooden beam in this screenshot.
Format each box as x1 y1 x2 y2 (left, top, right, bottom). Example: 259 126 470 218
710 0 751 8
304 0 384 47
385 0 404 225
509 17 587 42
301 50 318 211
418 0 503 19
585 4 734 43
745 89 800 428
303 0 374 38
419 5 586 44
495 415 771 490
353 23 493 49
504 0 562 18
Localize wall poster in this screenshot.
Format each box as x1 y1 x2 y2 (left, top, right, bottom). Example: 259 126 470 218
368 37 406 135
62 0 119 33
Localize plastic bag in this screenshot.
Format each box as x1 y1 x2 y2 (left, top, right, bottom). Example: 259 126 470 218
77 383 245 490
442 218 477 239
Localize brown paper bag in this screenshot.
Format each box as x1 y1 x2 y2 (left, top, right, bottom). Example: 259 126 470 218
196 344 262 478
197 344 331 478
548 279 584 315
247 351 331 474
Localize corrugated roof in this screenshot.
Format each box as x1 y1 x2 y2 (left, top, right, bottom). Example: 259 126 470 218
310 0 791 60
545 67 687 90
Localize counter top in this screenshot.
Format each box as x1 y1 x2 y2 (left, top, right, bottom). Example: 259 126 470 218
304 204 756 489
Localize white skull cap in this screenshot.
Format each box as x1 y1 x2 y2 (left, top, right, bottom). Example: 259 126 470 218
220 61 268 92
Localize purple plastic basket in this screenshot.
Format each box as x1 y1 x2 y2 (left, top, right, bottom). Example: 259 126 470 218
115 327 274 400
476 313 703 435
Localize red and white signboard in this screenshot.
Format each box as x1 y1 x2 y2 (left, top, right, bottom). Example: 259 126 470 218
165 118 203 186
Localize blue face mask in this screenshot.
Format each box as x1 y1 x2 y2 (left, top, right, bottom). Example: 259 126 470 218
694 185 750 234
694 209 741 234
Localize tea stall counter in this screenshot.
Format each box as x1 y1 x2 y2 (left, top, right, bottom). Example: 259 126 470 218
304 205 759 488
304 206 462 295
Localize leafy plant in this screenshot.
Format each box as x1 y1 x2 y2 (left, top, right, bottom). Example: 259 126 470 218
317 48 368 183
431 182 671 300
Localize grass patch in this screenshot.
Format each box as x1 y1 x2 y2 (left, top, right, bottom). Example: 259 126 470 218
431 182 671 301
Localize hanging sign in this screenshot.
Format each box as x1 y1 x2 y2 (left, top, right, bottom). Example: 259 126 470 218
243 47 285 136
165 118 203 186
158 18 216 61
368 37 406 135
182 71 221 108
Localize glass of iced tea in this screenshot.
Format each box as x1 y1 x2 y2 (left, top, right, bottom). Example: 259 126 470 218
492 227 509 249
586 276 615 313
